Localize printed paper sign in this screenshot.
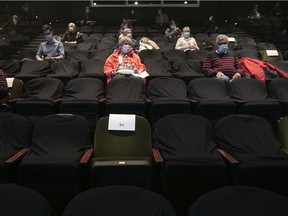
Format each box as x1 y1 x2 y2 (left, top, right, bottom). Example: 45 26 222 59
266 50 279 56
108 114 136 131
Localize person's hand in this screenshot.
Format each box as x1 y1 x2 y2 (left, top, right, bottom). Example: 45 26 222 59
110 71 117 78
44 56 53 60
232 72 241 80
216 71 224 78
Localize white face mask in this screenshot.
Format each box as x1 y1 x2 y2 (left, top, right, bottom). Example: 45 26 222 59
121 44 131 54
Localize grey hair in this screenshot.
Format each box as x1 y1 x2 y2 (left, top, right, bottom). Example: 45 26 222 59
216 34 228 45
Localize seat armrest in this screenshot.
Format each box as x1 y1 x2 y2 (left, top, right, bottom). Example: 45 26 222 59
80 148 94 164
5 147 30 164
145 98 152 104
153 148 163 163
99 98 106 103
53 98 62 104
188 98 198 103
281 148 288 154
217 149 239 164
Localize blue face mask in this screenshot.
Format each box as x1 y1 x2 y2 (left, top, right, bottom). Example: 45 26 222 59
171 25 176 30
127 33 132 38
217 44 228 54
121 44 131 54
183 32 190 39
45 34 53 42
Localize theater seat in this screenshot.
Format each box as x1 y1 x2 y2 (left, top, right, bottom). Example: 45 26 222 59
63 186 177 216
152 114 227 216
215 114 288 196
0 183 55 216
189 186 288 216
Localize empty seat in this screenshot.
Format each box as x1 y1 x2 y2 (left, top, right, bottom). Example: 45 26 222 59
0 113 31 183
91 115 152 188
153 114 227 216
63 186 177 216
268 78 288 115
144 59 173 82
19 114 93 215
172 59 204 83
15 77 64 124
146 77 191 124
105 76 146 116
48 59 79 84
215 114 288 195
186 49 208 62
189 186 288 216
162 49 187 63
15 60 51 83
138 49 163 62
60 78 105 131
228 77 281 128
0 183 55 216
79 58 106 83
188 78 236 121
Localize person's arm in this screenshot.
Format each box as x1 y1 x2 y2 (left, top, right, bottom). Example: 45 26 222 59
202 55 217 77
191 38 199 50
35 43 43 60
0 70 8 100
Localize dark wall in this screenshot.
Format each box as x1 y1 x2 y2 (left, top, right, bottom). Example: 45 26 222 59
1 1 287 27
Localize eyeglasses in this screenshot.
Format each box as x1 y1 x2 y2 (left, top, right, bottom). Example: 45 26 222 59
218 42 228 45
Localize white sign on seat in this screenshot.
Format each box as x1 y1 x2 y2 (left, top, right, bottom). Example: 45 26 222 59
108 114 136 131
266 50 279 56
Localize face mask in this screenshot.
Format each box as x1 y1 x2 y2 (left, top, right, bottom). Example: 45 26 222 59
123 24 128 29
127 33 132 38
68 27 75 33
217 44 228 54
183 32 190 39
171 25 176 30
158 10 162 15
121 44 131 54
85 9 90 13
45 34 53 42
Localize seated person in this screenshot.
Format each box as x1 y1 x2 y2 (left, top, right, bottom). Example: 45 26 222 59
155 8 169 31
79 6 96 26
164 20 181 40
35 24 64 61
119 19 134 35
104 36 147 83
203 15 217 35
117 28 138 51
0 69 8 101
62 22 83 45
202 34 243 82
175 26 199 52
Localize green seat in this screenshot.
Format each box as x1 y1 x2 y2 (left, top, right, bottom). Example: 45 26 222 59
259 50 283 62
92 115 152 188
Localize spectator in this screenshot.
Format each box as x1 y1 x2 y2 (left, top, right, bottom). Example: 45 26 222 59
35 24 64 61
78 6 96 27
270 2 282 17
119 19 134 35
164 20 182 40
19 3 36 25
175 26 199 52
250 4 261 20
202 34 243 83
104 36 146 83
117 27 138 51
203 15 217 35
62 22 83 45
155 8 169 31
0 69 8 101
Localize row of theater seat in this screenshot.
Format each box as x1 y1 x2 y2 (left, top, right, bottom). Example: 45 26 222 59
2 112 288 215
2 183 288 216
4 76 288 130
